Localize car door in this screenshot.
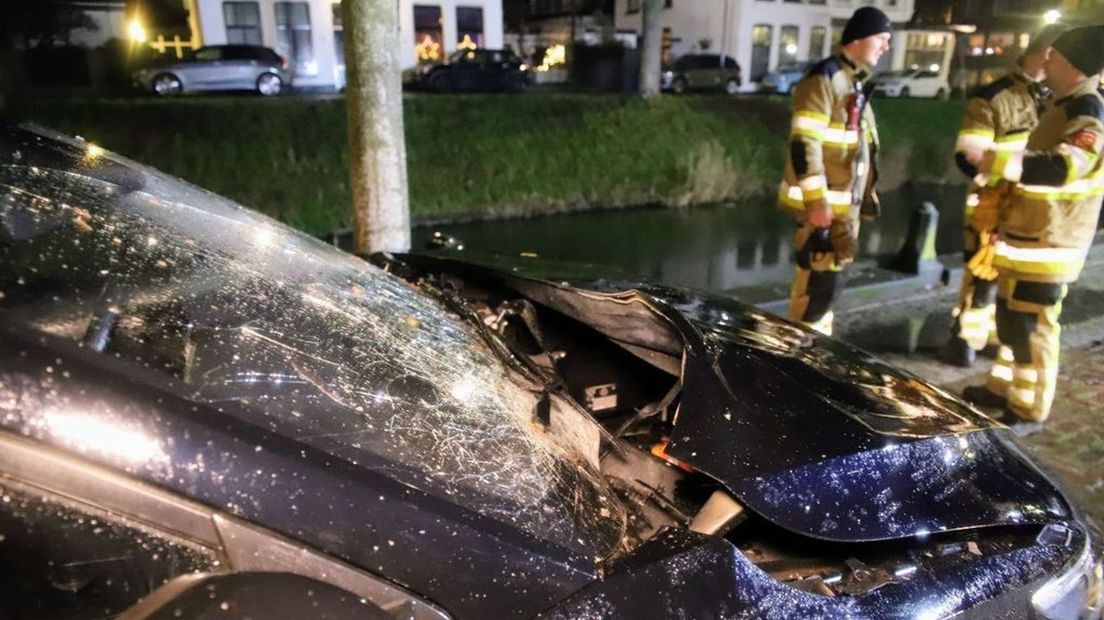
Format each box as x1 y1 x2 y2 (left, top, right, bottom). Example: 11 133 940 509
692 55 718 88
915 70 939 97
183 46 224 88
680 56 699 88
704 55 724 88
450 50 484 90
0 430 447 620
485 50 513 91
222 45 261 89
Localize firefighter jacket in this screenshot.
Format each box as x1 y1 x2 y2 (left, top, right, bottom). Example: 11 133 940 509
778 52 879 223
985 76 1104 283
954 67 1048 219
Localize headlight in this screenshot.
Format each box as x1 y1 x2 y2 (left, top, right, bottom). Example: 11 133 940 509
1031 526 1101 619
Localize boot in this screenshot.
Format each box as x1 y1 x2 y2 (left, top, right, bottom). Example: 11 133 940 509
994 409 1044 437
962 385 1006 409
944 336 977 368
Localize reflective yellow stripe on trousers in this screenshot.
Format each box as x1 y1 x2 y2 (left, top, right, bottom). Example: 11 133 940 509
986 346 1014 396
779 184 854 216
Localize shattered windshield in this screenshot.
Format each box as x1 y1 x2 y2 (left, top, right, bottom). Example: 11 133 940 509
0 125 625 558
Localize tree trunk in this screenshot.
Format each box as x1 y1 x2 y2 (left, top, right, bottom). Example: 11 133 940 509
343 0 410 254
638 0 663 98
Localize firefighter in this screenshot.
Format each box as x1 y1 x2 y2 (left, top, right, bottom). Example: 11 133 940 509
962 25 1104 435
779 7 892 335
945 25 1067 367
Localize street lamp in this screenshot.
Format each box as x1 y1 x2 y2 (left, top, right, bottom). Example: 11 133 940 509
1043 9 1061 24
128 18 147 43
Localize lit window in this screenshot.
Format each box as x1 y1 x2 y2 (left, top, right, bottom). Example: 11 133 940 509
456 6 484 50
413 5 443 63
751 24 772 80
809 26 826 59
274 2 314 75
223 2 262 45
779 25 799 65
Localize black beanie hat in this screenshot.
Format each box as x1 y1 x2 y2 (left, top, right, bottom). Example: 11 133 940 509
840 7 893 46
1024 23 1068 56
1051 25 1104 77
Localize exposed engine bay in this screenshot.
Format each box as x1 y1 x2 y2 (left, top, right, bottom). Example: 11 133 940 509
375 253 1048 598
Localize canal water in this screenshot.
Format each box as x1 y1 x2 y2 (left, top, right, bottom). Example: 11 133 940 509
411 183 968 293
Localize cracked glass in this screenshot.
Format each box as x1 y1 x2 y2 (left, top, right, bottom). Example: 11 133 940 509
0 126 626 560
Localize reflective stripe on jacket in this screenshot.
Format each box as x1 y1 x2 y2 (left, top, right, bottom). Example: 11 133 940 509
779 53 877 222
954 68 1045 219
988 77 1104 283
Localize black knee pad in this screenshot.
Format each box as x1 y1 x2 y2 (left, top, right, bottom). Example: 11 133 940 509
995 298 1036 364
803 269 844 322
971 278 998 308
795 227 834 270
1012 281 1066 307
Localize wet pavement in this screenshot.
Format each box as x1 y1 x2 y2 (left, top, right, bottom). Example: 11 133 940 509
830 253 1104 549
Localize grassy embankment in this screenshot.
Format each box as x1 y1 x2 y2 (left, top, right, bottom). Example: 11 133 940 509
5 94 964 236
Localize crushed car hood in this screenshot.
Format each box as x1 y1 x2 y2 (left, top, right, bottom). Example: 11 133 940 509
400 252 1075 543
658 289 1071 542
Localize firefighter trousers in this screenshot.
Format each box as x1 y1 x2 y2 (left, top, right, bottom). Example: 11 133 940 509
983 274 1067 421
787 220 854 336
952 228 998 350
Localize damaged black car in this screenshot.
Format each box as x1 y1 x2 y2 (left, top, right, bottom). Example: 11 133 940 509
0 123 1100 619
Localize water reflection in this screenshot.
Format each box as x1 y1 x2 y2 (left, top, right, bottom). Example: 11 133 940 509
413 185 968 292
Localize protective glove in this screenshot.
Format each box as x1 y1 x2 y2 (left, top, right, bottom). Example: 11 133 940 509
805 197 833 229
969 185 1008 233
978 149 996 176
966 231 999 281
977 150 1016 186
829 219 857 263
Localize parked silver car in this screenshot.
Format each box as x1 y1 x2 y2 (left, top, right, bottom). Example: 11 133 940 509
132 45 291 97
757 61 814 95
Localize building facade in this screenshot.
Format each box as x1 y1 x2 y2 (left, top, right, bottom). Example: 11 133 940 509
924 0 1103 88
613 0 914 86
187 0 504 89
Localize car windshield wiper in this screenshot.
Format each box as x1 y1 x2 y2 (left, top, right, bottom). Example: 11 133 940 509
418 272 626 452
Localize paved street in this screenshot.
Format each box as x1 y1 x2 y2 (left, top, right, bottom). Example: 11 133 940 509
833 254 1104 548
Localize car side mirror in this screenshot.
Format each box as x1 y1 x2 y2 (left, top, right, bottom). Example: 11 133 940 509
120 572 393 620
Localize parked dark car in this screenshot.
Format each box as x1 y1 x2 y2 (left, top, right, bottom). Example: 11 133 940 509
131 44 291 96
407 49 529 93
662 54 743 95
0 123 1100 619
